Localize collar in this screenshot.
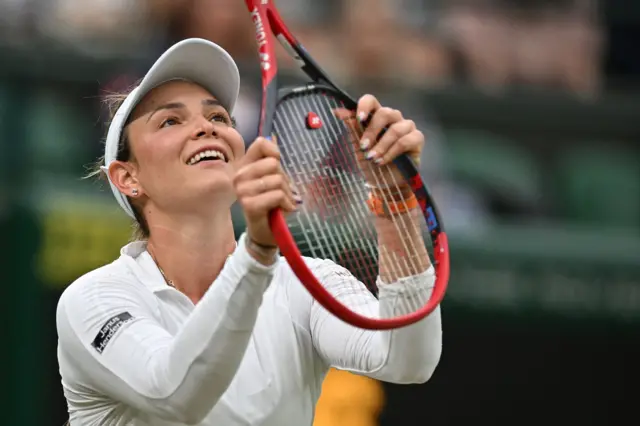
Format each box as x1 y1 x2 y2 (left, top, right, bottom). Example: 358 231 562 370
119 240 238 293
120 241 173 293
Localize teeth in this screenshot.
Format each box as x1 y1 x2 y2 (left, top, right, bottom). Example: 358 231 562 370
187 149 226 165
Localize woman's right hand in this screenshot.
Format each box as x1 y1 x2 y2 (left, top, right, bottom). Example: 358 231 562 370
233 136 299 251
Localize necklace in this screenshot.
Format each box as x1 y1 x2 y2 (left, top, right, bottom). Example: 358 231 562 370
148 250 176 288
148 243 237 289
157 264 176 288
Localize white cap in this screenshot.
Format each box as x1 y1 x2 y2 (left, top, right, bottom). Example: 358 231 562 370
102 38 241 219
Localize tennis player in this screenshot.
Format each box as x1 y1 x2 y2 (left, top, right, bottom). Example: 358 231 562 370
56 38 442 425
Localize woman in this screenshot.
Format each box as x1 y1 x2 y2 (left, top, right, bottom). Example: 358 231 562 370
56 38 442 425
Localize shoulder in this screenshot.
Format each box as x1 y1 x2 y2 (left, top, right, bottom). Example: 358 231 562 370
58 257 141 313
56 256 152 344
59 240 150 306
276 256 344 272
273 256 344 281
270 256 331 298
273 256 357 293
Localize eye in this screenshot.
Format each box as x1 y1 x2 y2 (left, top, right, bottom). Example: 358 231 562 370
160 117 180 128
209 113 234 126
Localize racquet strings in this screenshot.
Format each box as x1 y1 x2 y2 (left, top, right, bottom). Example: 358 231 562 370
273 87 433 317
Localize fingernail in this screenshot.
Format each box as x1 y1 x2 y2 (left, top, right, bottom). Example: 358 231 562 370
293 194 303 203
366 151 377 161
374 157 384 165
357 111 367 122
360 138 370 150
265 136 272 141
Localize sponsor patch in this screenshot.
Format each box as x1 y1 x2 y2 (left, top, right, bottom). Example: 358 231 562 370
91 312 134 354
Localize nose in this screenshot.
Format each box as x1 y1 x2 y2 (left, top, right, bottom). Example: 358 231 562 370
192 116 217 139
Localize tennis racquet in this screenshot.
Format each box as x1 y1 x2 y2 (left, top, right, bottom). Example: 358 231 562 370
245 0 449 330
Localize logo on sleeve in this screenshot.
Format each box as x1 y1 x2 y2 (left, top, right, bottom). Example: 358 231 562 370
91 312 134 354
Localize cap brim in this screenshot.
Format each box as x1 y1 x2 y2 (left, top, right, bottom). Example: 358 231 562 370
136 38 240 114
103 38 240 219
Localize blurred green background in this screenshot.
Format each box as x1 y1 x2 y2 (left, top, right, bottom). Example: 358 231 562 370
1 0 639 425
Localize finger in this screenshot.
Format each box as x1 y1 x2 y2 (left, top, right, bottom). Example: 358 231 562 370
332 108 364 152
367 120 415 163
241 189 297 217
278 166 300 206
235 157 280 183
356 94 382 124
360 107 402 151
378 130 424 166
236 173 299 207
243 136 281 164
333 107 354 121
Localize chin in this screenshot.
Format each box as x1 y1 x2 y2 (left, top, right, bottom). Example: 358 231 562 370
190 162 233 179
183 164 234 200
200 176 235 199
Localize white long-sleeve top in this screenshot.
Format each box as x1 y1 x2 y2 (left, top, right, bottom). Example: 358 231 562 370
57 232 442 425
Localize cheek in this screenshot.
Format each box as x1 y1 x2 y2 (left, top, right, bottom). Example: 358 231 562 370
136 134 183 178
150 133 181 160
228 129 246 159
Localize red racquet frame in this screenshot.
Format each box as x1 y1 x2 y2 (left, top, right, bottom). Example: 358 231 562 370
246 0 450 330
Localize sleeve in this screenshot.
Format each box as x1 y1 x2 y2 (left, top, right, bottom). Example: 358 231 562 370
57 233 276 425
309 260 442 384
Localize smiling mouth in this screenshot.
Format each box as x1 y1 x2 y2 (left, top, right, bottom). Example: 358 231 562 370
187 149 228 165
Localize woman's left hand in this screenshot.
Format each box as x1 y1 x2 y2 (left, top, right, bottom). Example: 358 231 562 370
354 94 424 165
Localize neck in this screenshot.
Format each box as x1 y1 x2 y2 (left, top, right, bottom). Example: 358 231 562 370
146 207 237 304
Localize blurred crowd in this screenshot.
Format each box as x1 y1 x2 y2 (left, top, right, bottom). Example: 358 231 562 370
0 0 603 96
1 0 626 233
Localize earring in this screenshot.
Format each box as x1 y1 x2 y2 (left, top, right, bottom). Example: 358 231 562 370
132 188 139 196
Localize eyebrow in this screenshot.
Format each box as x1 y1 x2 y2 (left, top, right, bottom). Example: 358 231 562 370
146 99 225 123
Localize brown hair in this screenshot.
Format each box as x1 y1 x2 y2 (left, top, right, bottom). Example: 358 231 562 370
86 84 150 241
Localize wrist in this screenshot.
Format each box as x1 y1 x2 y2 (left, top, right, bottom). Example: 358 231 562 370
366 190 418 218
366 183 413 201
245 234 279 265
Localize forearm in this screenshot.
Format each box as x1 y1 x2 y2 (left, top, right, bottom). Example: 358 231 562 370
310 263 441 385
368 268 442 383
373 185 431 283
374 194 441 381
161 236 273 418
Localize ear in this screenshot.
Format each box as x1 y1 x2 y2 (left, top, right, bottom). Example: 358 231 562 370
107 160 143 198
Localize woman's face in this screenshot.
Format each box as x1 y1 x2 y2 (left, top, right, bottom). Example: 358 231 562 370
116 80 245 215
